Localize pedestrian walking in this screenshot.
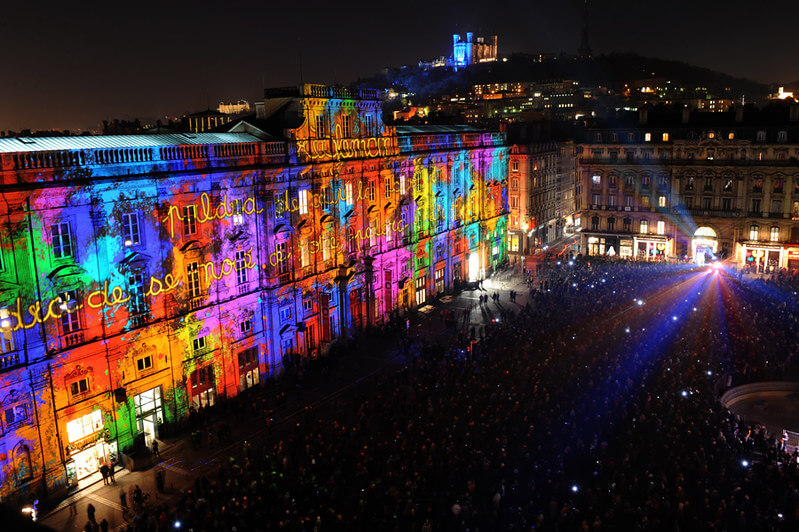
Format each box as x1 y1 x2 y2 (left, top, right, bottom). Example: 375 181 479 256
100 518 109 532
119 489 127 509
99 463 109 485
151 439 161 459
87 502 96 524
108 462 115 482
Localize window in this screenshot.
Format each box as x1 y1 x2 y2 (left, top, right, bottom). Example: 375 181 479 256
662 133 669 142
187 262 200 298
625 174 633 187
192 335 207 353
608 195 617 207
607 218 615 231
511 161 519 172
363 114 374 136
276 241 289 274
703 197 712 210
704 178 713 191
770 226 780 242
303 298 314 315
235 250 248 285
658 175 668 188
231 199 244 225
640 220 648 234
641 175 650 187
657 221 665 235
136 355 153 372
592 174 601 186
658 196 666 208
298 189 308 215
723 179 733 192
778 131 787 142
641 195 650 208
182 205 197 236
399 175 406 195
511 179 518 190
4 403 28 428
51 222 74 259
644 133 651 142
728 132 735 140
685 177 694 191
345 183 353 204
128 271 147 315
685 196 693 209
0 249 4 272
122 213 141 246
385 176 393 198
315 114 327 138
591 193 600 206
591 216 599 231
70 377 89 397
239 315 253 335
722 198 732 211
368 181 376 202
66 410 102 443
625 195 633 207
623 218 631 232
279 305 292 323
342 114 353 138
749 225 759 240
751 199 761 214
59 290 81 334
774 178 784 193
772 199 782 214
511 196 519 208
608 175 617 188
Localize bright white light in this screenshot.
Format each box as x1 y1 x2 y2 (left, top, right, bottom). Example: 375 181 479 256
741 459 749 467
681 390 688 397
637 300 644 306
568 261 574 266
711 262 721 270
571 484 579 493
672 316 677 321
693 307 697 311
625 328 630 333
707 370 712 376
557 261 561 265
572 283 577 287
174 521 182 529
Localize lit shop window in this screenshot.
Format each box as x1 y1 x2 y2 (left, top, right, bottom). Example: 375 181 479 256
66 410 102 443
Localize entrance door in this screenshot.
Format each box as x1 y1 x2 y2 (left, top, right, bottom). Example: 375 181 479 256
135 387 163 448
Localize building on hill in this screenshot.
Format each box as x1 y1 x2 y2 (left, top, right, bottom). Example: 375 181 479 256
0 83 508 503
452 32 498 69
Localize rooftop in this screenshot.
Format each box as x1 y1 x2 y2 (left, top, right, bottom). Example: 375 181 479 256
0 132 264 154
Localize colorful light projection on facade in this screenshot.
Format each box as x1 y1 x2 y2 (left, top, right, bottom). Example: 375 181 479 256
0 84 508 503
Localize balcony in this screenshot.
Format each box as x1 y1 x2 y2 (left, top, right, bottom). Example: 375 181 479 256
129 314 148 328
687 208 742 218
188 297 206 310
0 353 22 372
237 283 250 295
278 272 292 285
63 330 84 347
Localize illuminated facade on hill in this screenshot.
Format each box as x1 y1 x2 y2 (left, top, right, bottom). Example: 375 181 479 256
0 84 508 501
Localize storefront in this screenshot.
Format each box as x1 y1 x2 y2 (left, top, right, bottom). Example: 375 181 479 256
64 409 116 484
787 248 799 272
741 244 782 273
134 387 163 448
189 364 216 409
586 235 624 257
635 236 669 261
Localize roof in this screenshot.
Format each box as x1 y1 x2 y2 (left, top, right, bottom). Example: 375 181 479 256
395 124 485 135
0 132 264 154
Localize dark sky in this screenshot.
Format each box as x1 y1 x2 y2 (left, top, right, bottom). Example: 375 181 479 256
1 1 795 132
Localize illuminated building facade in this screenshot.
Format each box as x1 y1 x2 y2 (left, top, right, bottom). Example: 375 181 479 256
576 105 799 269
0 84 508 502
452 33 498 69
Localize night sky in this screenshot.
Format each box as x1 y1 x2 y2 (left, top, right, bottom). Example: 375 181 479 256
1 0 795 132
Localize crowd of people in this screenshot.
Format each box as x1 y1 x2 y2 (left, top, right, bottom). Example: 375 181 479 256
114 259 799 531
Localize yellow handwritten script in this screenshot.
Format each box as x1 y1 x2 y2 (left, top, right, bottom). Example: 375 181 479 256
161 193 263 239
0 250 256 332
267 220 406 265
296 125 396 162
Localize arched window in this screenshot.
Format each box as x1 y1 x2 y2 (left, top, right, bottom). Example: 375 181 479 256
14 444 32 484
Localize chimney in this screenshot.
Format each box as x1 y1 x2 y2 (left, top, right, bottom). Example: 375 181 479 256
639 107 649 125
790 104 799 122
255 101 265 120
681 106 690 124
735 106 744 123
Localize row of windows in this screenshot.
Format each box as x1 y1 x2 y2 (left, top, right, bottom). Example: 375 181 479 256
591 130 788 143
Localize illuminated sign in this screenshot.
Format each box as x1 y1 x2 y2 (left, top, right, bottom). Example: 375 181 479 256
296 125 396 162
161 193 263 239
